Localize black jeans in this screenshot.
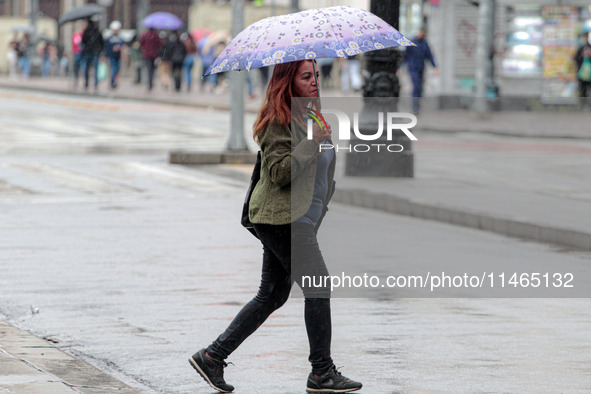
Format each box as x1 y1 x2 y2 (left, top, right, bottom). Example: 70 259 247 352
579 80 591 99
172 62 183 91
144 58 156 90
206 222 334 374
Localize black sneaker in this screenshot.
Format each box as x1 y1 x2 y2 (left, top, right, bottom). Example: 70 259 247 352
189 349 234 393
306 366 362 393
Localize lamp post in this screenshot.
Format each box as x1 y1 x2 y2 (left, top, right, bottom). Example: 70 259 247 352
96 0 113 30
345 0 414 177
226 0 248 152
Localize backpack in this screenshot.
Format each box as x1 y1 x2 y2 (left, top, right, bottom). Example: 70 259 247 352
170 43 186 64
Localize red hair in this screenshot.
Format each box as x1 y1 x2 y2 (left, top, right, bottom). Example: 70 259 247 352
252 60 311 140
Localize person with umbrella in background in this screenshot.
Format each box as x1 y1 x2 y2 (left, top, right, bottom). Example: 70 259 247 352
139 27 162 91
105 20 125 89
164 31 187 92
7 38 19 79
197 34 219 92
181 32 197 92
80 17 104 91
17 33 33 79
188 59 363 394
40 40 55 78
71 21 85 87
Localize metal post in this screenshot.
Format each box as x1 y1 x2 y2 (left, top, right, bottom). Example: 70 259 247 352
30 0 39 39
226 0 248 151
136 0 149 34
290 0 299 14
473 0 492 116
345 0 413 177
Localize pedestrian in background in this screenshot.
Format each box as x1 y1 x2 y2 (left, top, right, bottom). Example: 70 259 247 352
574 31 591 105
139 27 162 91
40 41 53 78
403 28 438 114
318 57 334 88
188 59 362 394
197 34 218 92
158 33 172 90
72 21 85 86
17 33 33 79
166 31 187 92
105 21 125 89
129 36 142 85
181 32 197 92
6 39 18 79
81 18 104 91
340 55 362 94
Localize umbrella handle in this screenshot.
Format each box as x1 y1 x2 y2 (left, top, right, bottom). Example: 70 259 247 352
312 60 321 110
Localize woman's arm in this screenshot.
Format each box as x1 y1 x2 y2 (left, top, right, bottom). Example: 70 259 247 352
259 121 320 188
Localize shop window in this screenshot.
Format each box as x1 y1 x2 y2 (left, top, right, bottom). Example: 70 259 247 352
503 5 543 76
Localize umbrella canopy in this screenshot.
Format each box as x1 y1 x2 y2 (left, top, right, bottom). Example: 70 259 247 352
36 35 57 45
11 25 35 34
142 12 184 31
190 28 213 43
204 6 414 76
58 4 103 25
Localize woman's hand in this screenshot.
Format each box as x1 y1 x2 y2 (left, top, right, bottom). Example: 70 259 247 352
311 122 331 143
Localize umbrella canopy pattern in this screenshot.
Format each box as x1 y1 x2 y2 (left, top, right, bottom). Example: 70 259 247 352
205 6 414 75
58 5 103 25
142 12 184 31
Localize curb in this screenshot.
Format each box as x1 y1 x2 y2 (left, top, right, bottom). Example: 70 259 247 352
0 320 141 393
169 150 257 165
332 188 591 251
417 125 591 140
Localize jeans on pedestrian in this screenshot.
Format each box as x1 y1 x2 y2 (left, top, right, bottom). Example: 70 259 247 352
73 53 82 82
206 222 334 375
81 52 99 88
410 69 424 113
182 55 194 90
200 62 217 90
579 80 591 100
109 57 120 88
42 58 51 77
18 57 31 78
144 58 156 90
172 62 183 91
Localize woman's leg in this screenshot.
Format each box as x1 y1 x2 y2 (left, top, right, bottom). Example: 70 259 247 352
206 224 292 360
291 222 334 375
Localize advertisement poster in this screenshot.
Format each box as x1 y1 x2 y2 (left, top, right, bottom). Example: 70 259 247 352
542 6 578 99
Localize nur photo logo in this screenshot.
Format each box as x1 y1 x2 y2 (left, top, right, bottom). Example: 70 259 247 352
306 108 418 153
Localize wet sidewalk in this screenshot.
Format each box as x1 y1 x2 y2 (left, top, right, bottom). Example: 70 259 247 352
0 320 140 393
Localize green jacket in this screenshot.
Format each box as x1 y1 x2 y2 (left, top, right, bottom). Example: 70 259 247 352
249 119 336 225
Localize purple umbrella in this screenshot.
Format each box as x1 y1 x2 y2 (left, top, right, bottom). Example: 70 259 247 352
142 12 184 31
204 6 414 76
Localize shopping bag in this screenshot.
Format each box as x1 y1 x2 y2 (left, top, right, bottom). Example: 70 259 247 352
577 57 591 82
97 61 108 82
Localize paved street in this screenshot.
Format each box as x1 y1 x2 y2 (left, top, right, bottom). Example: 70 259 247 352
1 90 591 392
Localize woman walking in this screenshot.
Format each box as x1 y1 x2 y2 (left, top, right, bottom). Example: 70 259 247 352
188 59 362 394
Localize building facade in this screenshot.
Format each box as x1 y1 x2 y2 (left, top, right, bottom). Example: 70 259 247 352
421 0 591 100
